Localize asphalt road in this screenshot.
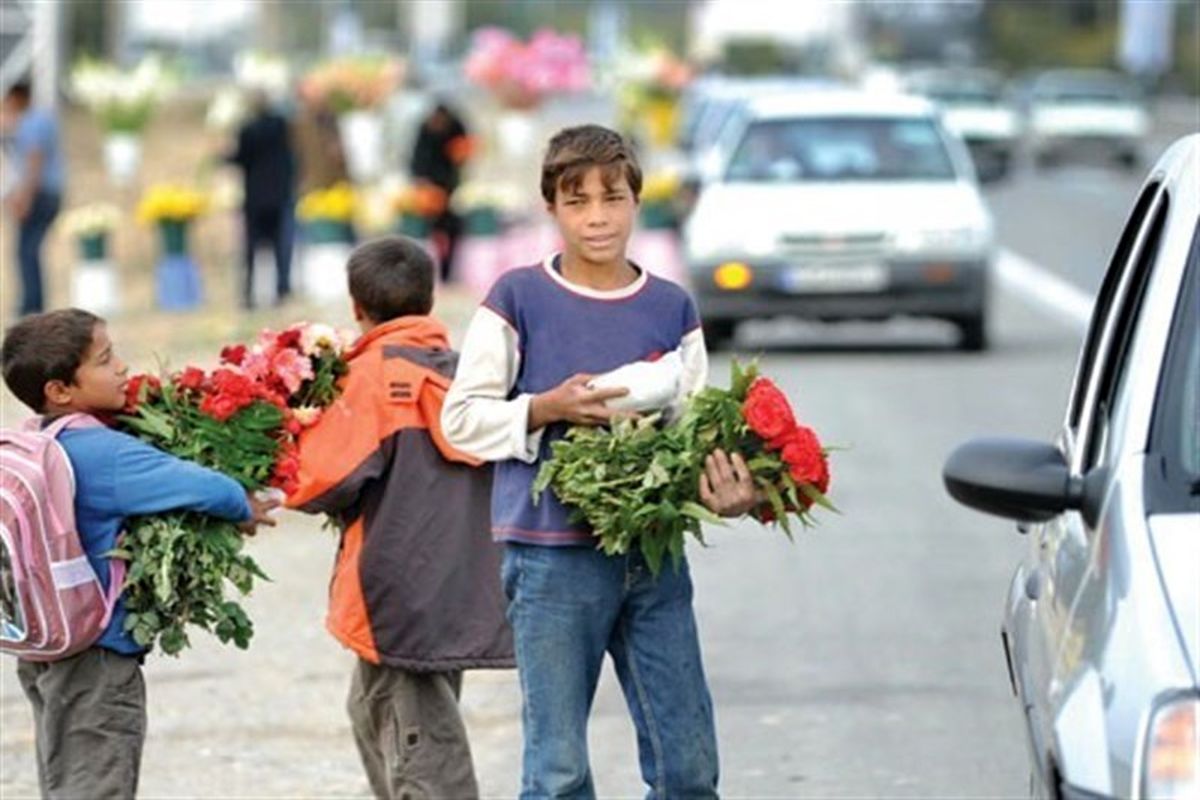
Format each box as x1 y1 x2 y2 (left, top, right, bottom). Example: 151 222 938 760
3 121 1197 798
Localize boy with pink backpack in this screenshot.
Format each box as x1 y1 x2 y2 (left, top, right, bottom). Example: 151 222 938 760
1 309 277 799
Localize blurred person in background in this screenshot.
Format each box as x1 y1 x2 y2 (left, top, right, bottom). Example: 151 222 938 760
293 90 349 196
410 101 471 281
224 90 296 309
2 80 64 316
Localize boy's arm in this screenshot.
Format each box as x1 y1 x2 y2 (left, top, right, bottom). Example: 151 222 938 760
112 437 251 522
286 374 386 515
441 306 543 463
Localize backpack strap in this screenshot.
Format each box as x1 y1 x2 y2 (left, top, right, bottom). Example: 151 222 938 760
31 413 126 610
37 413 104 439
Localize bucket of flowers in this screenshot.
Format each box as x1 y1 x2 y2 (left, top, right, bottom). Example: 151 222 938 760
70 56 175 186
137 185 207 310
302 57 403 182
61 204 122 315
296 182 357 303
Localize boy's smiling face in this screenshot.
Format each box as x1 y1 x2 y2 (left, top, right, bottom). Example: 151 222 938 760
44 323 129 414
549 165 638 269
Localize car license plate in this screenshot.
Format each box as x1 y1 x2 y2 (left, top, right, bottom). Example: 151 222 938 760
780 263 888 293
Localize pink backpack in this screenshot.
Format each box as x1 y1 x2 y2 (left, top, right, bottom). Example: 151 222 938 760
1 414 125 661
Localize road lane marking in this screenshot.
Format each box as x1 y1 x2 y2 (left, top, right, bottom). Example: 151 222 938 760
995 248 1093 332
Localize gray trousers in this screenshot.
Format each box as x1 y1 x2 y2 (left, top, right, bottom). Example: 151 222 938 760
347 660 478 800
17 648 146 800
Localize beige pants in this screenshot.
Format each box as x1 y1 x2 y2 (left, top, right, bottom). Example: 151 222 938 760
347 660 478 800
17 648 146 800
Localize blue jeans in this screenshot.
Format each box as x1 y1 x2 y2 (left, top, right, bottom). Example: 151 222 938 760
16 192 60 315
501 543 719 799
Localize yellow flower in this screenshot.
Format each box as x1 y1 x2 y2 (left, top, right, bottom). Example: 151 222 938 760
297 182 357 222
640 172 681 204
137 185 207 224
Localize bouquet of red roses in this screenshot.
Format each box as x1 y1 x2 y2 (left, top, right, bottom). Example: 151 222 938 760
533 360 834 575
111 323 353 655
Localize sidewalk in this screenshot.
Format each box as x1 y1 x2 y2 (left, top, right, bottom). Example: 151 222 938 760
0 509 524 798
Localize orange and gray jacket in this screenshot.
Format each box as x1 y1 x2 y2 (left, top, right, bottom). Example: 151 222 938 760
287 317 513 671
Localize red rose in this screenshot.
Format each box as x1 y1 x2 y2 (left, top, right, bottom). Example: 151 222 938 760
276 329 302 350
742 378 796 447
177 366 206 392
220 344 247 366
780 425 830 506
780 425 824 482
123 374 161 411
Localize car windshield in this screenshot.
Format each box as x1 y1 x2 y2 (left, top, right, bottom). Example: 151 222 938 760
926 86 1003 105
725 117 957 183
1035 78 1136 104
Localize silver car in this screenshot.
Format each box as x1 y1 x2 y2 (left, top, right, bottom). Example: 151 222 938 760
943 134 1199 799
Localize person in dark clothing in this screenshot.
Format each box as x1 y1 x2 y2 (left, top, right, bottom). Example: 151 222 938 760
409 102 471 281
226 92 296 308
3 81 64 316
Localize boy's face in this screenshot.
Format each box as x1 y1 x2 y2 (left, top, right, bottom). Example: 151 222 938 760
45 324 129 414
549 166 637 267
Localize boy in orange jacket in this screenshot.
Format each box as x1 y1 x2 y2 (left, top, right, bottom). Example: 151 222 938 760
286 236 512 799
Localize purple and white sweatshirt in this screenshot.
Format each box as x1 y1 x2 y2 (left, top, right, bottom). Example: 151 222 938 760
442 254 708 546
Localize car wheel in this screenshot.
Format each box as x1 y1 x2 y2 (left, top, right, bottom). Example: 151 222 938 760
956 313 988 352
702 319 736 350
1035 150 1057 170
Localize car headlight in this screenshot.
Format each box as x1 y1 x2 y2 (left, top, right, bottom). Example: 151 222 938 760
892 227 988 255
1144 697 1198 800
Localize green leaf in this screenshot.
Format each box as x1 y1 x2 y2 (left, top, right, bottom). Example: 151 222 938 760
680 501 724 526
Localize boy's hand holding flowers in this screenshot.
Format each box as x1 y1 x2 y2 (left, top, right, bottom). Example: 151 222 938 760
529 373 630 429
700 449 759 518
239 491 282 535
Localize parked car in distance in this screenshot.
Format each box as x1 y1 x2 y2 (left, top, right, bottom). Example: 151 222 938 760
1022 69 1149 170
904 67 1019 182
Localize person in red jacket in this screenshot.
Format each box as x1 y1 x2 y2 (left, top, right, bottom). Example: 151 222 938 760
286 236 512 799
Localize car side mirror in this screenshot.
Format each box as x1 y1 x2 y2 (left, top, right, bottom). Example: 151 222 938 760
942 437 1083 523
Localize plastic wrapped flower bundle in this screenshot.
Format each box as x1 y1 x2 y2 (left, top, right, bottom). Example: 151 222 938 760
113 324 354 655
533 360 834 575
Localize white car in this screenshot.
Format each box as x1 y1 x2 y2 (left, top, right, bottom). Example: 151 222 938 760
1025 69 1149 169
684 90 994 350
944 135 1199 799
905 68 1019 181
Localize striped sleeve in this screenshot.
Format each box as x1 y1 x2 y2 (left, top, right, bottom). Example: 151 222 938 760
441 305 544 463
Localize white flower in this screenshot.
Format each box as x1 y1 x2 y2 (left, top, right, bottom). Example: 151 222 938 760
60 204 121 237
299 323 339 356
206 87 247 131
338 328 359 353
293 405 322 427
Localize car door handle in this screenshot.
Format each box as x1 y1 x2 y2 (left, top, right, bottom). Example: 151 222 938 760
1025 569 1042 601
